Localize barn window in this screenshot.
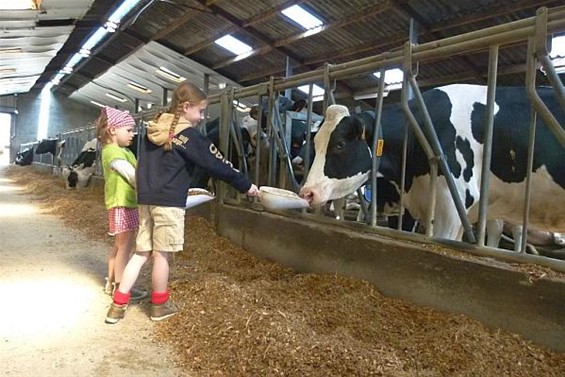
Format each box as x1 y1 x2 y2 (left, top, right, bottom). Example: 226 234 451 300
549 35 565 73
282 5 323 30
298 84 325 102
372 68 404 90
215 35 252 56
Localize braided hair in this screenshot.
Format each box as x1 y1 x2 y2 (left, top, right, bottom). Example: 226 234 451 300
96 110 111 144
163 80 207 151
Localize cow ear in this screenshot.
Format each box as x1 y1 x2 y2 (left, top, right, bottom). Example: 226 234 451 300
353 117 366 140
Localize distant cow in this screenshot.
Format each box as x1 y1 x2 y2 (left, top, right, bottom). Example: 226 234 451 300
300 84 565 243
62 138 98 189
35 138 66 166
15 148 34 166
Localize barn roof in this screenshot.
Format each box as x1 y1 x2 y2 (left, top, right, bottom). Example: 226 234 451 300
2 0 564 112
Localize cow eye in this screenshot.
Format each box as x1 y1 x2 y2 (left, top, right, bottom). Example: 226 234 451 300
336 141 346 150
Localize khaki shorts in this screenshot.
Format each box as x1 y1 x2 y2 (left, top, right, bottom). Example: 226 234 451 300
136 205 186 252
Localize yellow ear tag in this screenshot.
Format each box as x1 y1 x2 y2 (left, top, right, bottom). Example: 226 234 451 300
376 139 384 156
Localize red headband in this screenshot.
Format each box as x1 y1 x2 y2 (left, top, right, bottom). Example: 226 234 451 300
104 107 135 128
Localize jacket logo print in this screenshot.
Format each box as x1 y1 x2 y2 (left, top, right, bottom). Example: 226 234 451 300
209 144 234 168
172 135 189 148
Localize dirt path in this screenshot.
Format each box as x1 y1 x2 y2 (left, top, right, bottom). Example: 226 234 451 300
0 167 184 377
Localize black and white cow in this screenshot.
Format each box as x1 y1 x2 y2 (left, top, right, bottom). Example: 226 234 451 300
35 138 66 166
300 84 565 241
14 148 34 166
62 138 98 189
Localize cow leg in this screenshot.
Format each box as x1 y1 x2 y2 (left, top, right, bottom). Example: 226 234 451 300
332 198 346 220
486 219 504 248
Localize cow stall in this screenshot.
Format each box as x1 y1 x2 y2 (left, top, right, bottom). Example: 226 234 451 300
15 6 565 351
201 6 565 351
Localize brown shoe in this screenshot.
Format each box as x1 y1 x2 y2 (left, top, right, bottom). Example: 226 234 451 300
105 302 127 324
149 300 179 321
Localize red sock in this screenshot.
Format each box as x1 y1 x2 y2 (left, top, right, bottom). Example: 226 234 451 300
151 290 169 305
113 290 130 305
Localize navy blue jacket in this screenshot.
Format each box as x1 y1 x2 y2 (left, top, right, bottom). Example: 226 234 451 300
136 127 252 207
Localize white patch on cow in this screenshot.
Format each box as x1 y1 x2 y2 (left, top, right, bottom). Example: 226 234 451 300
301 105 354 205
440 84 499 144
468 165 565 232
81 138 99 152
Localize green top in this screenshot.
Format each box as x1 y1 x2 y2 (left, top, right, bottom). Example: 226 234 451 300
101 144 137 209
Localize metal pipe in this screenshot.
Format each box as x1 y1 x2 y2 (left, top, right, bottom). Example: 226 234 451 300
476 44 500 247
205 8 565 104
534 7 565 110
370 67 386 227
520 38 540 254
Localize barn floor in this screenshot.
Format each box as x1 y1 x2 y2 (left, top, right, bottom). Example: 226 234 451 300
1 165 564 376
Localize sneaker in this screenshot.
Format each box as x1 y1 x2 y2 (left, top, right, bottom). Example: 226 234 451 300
130 287 148 301
105 302 127 324
103 277 115 296
150 300 179 321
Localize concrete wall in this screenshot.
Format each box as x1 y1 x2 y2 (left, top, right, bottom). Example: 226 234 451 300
9 90 99 161
216 204 565 352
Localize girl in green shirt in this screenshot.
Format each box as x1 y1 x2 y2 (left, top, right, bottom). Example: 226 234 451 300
97 107 147 301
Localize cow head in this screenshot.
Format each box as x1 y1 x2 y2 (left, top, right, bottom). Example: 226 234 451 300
300 105 372 206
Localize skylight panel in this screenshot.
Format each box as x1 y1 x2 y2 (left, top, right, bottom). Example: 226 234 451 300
298 84 325 102
215 35 252 56
282 5 323 30
372 68 404 85
550 35 565 58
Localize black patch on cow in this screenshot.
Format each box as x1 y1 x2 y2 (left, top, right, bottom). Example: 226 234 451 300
71 150 96 168
35 139 58 155
15 148 34 166
67 171 78 188
376 89 461 191
465 189 475 209
324 116 372 179
456 136 474 182
471 86 565 188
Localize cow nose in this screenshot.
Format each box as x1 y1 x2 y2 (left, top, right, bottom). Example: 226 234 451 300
299 188 314 204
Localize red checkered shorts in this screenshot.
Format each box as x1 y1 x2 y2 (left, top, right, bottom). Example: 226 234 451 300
108 207 139 235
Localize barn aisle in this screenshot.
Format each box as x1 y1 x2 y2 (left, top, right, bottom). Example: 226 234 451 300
0 166 184 377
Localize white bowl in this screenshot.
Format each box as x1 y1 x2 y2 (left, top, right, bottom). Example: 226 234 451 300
185 188 215 209
259 186 309 210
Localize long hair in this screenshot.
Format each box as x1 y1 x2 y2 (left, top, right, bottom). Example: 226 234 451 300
161 80 207 151
96 110 112 144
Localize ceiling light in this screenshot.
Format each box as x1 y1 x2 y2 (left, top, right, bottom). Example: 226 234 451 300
108 0 142 24
79 48 91 58
65 53 85 70
156 67 185 83
104 21 118 33
282 5 323 30
0 0 41 10
353 91 390 100
106 93 128 102
0 47 23 54
90 100 106 108
82 27 110 51
0 67 17 74
50 73 65 85
61 66 73 74
127 81 152 94
215 35 252 56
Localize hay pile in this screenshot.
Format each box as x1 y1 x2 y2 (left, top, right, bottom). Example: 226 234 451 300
4 165 564 376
